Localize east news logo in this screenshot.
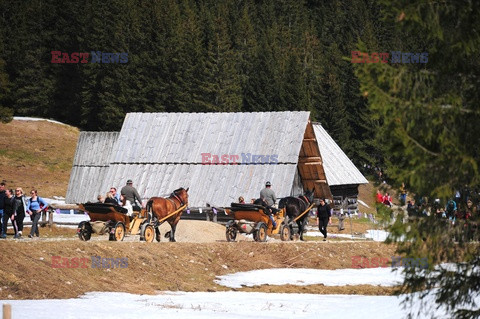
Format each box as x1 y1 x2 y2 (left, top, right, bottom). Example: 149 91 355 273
351 51 428 64
51 51 128 63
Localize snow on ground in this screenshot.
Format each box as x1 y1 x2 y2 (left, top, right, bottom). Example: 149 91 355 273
214 267 403 288
304 230 361 240
17 210 89 225
358 199 370 208
365 229 389 242
305 229 389 242
1 289 472 319
52 213 89 224
13 116 69 126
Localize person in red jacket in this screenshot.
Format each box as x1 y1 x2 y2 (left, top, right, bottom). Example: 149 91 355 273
376 190 384 204
383 192 392 207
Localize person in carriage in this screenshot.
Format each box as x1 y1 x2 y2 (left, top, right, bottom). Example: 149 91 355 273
259 181 278 227
121 179 143 212
104 191 118 205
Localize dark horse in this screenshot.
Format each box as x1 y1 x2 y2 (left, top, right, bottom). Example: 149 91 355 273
146 187 189 242
278 188 315 241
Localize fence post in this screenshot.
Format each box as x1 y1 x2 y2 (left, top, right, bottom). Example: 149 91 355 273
41 209 47 225
3 304 11 319
48 210 54 228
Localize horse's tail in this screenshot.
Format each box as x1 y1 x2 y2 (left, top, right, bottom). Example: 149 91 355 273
145 199 154 222
146 199 153 213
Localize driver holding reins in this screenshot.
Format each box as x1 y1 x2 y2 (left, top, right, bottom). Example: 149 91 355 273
260 181 278 227
121 179 144 212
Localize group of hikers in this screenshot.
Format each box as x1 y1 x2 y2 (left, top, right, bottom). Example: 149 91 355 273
95 179 144 216
376 183 480 240
0 179 147 239
0 182 49 239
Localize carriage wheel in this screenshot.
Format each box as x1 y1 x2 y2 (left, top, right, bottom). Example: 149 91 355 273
140 223 155 242
254 223 267 242
113 222 125 241
226 226 237 242
143 225 155 243
77 221 92 241
280 224 290 241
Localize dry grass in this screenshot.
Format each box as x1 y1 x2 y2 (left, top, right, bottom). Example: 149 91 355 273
0 119 79 197
0 240 397 300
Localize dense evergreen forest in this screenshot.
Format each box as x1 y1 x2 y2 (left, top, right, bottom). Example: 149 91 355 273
0 0 398 166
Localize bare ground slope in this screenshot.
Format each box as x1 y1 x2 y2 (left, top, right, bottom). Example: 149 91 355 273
0 119 79 197
0 221 396 300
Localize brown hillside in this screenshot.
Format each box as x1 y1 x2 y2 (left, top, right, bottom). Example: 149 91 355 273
0 119 79 197
0 238 397 300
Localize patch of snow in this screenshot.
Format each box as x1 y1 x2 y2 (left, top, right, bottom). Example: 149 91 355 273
357 199 370 208
365 229 389 242
214 267 403 288
1 289 472 319
13 116 69 126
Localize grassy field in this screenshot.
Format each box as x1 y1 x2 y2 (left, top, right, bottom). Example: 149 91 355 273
0 119 79 197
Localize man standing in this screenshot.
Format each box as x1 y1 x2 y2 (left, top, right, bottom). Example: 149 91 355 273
121 179 143 211
0 182 6 237
316 198 332 241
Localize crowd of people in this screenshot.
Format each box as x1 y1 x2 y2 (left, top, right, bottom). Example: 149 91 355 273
0 179 147 239
374 183 480 239
0 182 49 239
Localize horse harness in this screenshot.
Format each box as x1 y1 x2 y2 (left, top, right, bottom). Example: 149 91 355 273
300 195 310 207
167 191 185 211
292 195 315 222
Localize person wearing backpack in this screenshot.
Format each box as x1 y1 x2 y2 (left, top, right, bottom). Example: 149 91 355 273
27 189 49 238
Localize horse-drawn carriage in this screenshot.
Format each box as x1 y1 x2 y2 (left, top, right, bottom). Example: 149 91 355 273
76 203 157 242
77 187 189 242
223 189 315 242
224 203 290 242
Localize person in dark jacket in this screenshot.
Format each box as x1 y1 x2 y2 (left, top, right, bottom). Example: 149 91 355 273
13 188 29 238
316 198 332 241
1 188 14 238
104 191 119 205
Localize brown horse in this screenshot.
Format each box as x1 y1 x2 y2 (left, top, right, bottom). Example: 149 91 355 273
146 187 189 242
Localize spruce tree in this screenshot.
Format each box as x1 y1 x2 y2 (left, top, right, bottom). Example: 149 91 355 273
356 1 480 317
